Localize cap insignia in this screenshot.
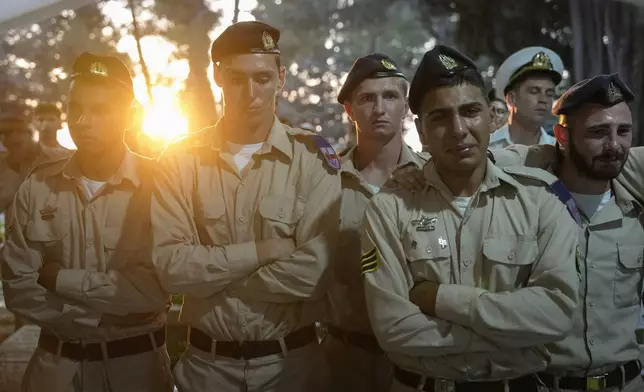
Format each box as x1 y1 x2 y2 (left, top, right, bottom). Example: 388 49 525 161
438 54 458 70
607 82 623 103
531 52 553 70
89 62 108 77
381 60 397 70
262 31 275 50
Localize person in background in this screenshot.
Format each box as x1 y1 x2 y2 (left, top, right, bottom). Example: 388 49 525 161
489 90 509 131
1 52 172 392
324 53 428 392
150 21 341 392
489 46 564 149
361 44 579 392
33 103 69 154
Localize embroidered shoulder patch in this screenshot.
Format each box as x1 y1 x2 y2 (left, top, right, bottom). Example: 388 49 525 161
310 134 341 170
360 248 380 276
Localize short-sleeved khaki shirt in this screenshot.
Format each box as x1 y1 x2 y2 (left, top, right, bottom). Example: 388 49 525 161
151 117 341 341
361 159 579 381
1 150 167 342
326 143 428 334
493 144 644 376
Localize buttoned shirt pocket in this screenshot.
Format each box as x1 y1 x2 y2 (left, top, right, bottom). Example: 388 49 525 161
198 201 227 244
258 194 304 238
613 243 644 308
25 215 70 263
402 233 451 283
482 237 537 290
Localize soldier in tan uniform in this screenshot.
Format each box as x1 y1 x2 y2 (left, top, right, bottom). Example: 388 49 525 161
390 73 644 392
0 115 71 212
150 21 341 392
0 53 172 392
489 74 644 392
324 53 428 392
360 45 580 392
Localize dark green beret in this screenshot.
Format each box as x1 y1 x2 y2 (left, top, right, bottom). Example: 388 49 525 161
409 45 478 115
553 73 634 116
211 21 280 63
337 53 406 104
70 52 133 93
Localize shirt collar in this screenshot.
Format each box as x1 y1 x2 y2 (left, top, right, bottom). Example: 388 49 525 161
59 148 144 187
210 116 293 162
490 124 556 146
423 158 519 196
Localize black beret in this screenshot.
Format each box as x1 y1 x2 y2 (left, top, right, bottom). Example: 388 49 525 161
337 53 406 104
70 52 133 92
35 103 61 116
211 21 280 63
409 45 479 115
553 73 634 116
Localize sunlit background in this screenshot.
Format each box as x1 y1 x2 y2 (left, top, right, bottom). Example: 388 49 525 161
49 0 423 152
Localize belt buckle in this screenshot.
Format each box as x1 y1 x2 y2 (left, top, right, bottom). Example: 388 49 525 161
237 341 249 360
586 375 607 391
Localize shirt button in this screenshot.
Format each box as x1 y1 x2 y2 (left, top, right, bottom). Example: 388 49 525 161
238 216 245 223
590 264 596 269
87 239 93 245
426 248 432 254
463 259 471 267
589 301 594 307
88 204 95 210
589 339 595 346
278 210 285 218
47 233 53 239
507 251 515 261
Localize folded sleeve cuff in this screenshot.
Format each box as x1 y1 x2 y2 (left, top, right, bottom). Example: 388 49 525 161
222 242 259 278
55 269 88 300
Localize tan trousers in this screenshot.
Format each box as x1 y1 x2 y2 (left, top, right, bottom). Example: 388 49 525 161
537 373 644 392
21 345 173 392
322 334 392 392
173 342 329 392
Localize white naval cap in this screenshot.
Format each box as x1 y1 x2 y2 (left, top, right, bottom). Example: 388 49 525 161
494 46 564 100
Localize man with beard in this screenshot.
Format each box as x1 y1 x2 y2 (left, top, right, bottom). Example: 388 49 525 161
489 47 563 149
324 53 428 392
388 73 644 392
360 44 579 392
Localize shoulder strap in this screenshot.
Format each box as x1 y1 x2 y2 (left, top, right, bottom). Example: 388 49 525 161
548 179 583 227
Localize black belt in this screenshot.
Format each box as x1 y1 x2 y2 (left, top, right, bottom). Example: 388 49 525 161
189 325 317 360
38 326 166 362
537 360 641 391
394 366 538 392
326 325 383 354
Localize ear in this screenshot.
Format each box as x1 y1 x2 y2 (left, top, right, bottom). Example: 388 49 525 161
554 123 568 148
414 117 426 146
343 102 354 122
277 65 286 92
213 64 223 87
505 91 516 108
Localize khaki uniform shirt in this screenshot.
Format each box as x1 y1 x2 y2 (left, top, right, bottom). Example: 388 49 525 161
1 150 167 342
361 160 579 381
493 145 644 376
0 144 72 212
326 143 428 334
151 117 341 341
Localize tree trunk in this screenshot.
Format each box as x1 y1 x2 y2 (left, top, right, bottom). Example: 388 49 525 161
233 0 240 23
128 0 153 103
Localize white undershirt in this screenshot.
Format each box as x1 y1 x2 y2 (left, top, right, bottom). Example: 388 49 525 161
367 184 380 194
570 190 612 220
227 142 263 172
453 196 472 216
79 177 106 199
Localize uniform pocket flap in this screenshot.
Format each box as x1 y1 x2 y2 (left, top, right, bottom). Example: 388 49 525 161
25 218 68 242
258 195 302 224
617 243 644 269
483 237 537 265
202 201 225 220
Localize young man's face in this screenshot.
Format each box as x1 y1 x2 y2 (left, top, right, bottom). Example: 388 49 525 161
344 77 408 143
215 53 286 128
34 112 62 135
508 76 556 125
416 83 492 174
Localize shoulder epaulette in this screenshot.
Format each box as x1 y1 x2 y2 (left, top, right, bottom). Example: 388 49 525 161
502 165 582 227
27 155 70 179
